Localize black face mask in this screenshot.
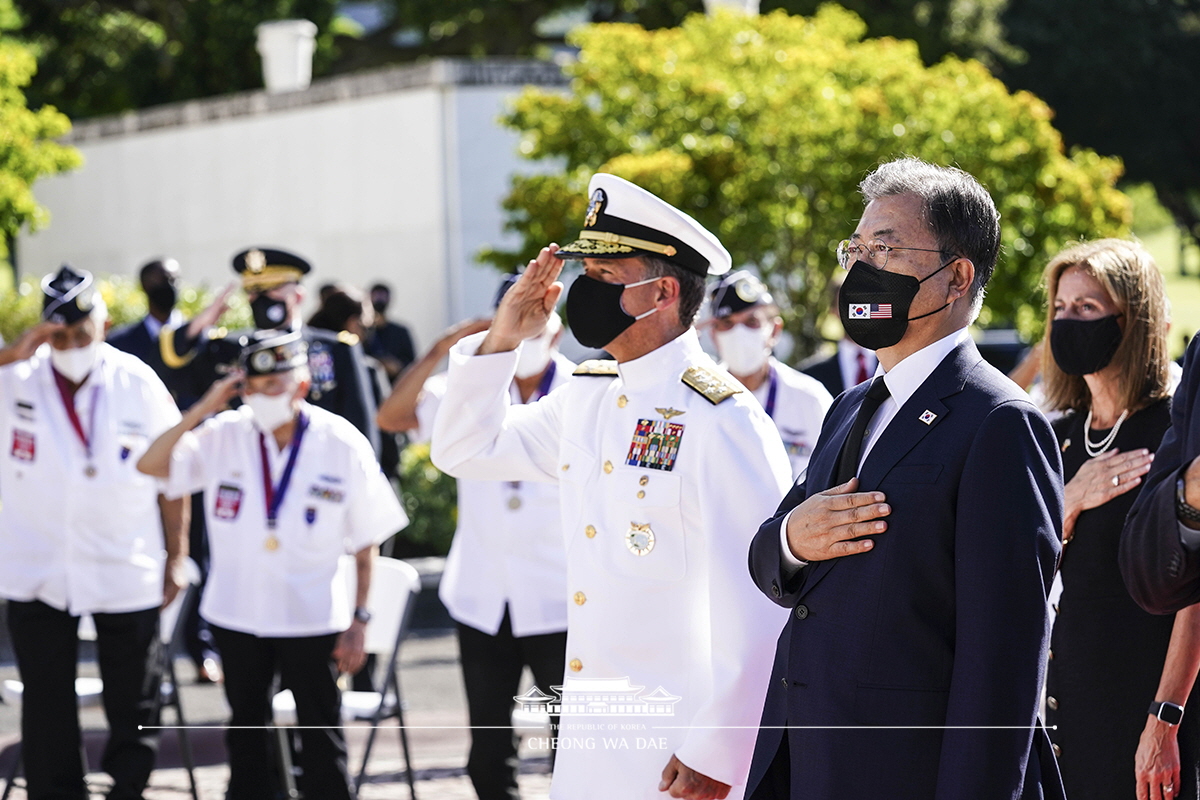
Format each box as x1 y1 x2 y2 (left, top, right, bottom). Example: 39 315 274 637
145 283 177 312
839 259 954 350
566 273 658 349
251 294 290 330
1050 315 1123 376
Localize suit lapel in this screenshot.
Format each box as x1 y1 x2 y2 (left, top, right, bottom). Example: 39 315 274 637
805 382 868 498
798 340 982 600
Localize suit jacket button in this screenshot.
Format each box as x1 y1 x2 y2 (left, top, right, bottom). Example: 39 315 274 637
781 678 788 689
1052 743 1062 758
1047 696 1058 710
771 582 781 598
794 604 809 620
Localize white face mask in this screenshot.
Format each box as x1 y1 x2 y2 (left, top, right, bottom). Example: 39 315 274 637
50 340 100 383
515 332 554 379
243 390 297 433
714 323 773 376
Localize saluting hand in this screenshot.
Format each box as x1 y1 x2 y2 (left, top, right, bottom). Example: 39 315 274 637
0 320 64 367
478 244 564 355
433 316 494 358
193 371 243 419
785 477 890 562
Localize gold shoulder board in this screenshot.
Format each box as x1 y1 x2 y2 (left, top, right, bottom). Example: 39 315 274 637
336 330 360 346
681 365 742 405
573 359 619 377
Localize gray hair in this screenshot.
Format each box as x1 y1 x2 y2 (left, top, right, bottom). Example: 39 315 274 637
860 158 1000 321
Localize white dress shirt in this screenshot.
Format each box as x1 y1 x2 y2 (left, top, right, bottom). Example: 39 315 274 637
781 328 971 569
837 337 878 392
168 403 408 637
0 344 181 614
412 353 573 638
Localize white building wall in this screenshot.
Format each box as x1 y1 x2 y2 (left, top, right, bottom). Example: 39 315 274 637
16 60 567 353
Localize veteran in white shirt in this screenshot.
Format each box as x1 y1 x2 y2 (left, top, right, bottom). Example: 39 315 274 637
0 265 186 800
707 271 833 480
431 174 793 800
378 291 572 800
139 330 407 800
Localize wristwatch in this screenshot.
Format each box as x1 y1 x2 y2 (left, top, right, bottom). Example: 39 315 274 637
1176 477 1200 528
1149 700 1185 726
353 606 372 624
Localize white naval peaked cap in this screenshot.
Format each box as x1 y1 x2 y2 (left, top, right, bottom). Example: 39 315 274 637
556 173 732 277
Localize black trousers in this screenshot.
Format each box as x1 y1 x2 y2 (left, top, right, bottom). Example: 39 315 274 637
456 608 567 800
181 492 217 670
209 625 352 800
7 600 161 800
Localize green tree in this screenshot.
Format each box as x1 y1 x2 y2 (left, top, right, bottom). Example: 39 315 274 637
999 0 1200 241
13 0 341 119
0 0 81 266
483 7 1131 356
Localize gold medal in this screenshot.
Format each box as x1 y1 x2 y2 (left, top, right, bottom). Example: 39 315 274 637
84 464 97 478
265 535 279 551
508 496 522 510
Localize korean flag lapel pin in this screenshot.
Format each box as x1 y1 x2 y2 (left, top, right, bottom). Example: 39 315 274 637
918 410 937 425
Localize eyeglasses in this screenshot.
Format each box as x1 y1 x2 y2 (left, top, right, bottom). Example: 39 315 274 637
836 239 953 271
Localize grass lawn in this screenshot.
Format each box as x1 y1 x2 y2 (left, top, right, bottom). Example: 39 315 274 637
1142 225 1200 359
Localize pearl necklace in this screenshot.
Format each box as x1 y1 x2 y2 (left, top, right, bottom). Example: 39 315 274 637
1083 408 1129 458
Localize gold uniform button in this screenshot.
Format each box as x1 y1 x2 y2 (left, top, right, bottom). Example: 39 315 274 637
603 461 613 474
585 525 597 538
639 475 649 486
1047 696 1058 710
574 592 587 606
637 490 646 499
569 659 583 672
562 464 570 472
617 395 628 408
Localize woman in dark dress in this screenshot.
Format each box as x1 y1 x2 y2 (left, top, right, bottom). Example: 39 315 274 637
1042 239 1200 800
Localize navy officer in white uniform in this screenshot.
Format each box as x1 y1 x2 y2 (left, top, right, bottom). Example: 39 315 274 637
0 265 186 800
138 331 407 800
708 271 832 480
431 173 793 800
378 278 572 799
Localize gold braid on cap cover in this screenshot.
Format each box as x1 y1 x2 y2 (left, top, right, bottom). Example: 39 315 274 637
577 230 677 258
241 265 305 291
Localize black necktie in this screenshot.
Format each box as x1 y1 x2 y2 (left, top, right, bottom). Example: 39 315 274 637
835 377 891 485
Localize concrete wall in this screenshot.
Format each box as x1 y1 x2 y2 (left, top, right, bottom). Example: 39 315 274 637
16 59 568 353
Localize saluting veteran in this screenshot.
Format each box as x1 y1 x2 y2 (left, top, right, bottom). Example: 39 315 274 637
708 271 832 479
138 331 408 800
0 266 186 800
431 173 793 800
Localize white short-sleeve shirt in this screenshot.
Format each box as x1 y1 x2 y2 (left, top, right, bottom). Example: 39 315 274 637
168 402 408 637
0 344 181 614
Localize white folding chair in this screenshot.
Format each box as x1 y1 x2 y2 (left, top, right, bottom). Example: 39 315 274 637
272 555 421 798
0 557 203 800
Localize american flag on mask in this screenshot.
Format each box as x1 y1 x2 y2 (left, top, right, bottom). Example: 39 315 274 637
848 303 892 319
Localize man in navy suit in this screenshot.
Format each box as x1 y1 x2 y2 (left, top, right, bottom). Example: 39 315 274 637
746 158 1064 799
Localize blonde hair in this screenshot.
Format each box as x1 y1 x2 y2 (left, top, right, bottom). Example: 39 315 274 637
1041 239 1170 414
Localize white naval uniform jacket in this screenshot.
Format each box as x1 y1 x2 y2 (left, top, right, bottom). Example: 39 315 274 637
432 329 792 800
167 403 408 638
412 353 574 638
0 343 181 614
750 358 833 481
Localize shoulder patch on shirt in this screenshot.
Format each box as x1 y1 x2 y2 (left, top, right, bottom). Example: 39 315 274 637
681 365 742 405
573 359 619 377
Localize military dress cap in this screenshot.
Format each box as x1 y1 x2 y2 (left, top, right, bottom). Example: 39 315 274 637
557 173 732 277
709 270 774 319
233 247 312 292
240 330 308 377
41 264 97 324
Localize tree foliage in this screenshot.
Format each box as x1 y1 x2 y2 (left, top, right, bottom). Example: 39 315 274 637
0 2 81 259
13 0 341 119
484 7 1131 357
1000 0 1200 239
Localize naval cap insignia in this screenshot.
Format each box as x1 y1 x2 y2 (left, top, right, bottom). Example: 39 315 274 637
584 188 606 228
245 248 267 273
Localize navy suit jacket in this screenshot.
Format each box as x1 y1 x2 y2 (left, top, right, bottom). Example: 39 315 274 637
107 316 196 409
746 339 1064 800
799 352 845 399
1122 333 1200 614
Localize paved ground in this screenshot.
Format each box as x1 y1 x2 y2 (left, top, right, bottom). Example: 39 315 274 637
0 615 552 799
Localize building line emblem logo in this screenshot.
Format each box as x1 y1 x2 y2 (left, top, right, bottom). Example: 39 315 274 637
515 678 681 717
